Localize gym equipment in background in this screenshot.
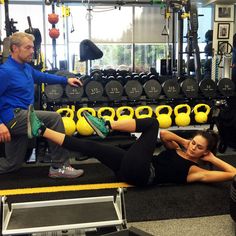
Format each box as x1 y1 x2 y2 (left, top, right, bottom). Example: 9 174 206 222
80 39 103 75
48 13 59 24
124 78 143 100
162 78 180 99
193 103 211 124
76 107 96 136
199 78 217 98
116 106 134 121
135 106 153 119
105 79 124 101
143 79 162 100
155 105 172 129
65 84 84 102
56 107 76 136
217 78 235 97
25 16 42 70
174 104 191 127
97 107 116 122
44 84 64 101
180 77 199 98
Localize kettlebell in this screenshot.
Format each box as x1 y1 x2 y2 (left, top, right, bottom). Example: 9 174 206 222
193 104 211 124
116 106 134 121
135 106 153 119
174 104 191 127
97 107 115 122
77 107 96 136
155 105 172 128
57 108 76 136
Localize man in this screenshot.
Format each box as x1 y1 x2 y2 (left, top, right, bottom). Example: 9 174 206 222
0 32 83 178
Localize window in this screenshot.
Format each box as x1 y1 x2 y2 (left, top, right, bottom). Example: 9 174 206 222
91 6 132 43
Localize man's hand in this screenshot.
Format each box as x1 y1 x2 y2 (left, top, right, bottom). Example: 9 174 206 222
0 124 11 142
67 77 83 87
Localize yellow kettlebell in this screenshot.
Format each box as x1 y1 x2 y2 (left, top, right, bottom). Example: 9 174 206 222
135 106 153 119
57 108 76 136
116 106 134 120
193 104 211 124
76 107 96 136
174 104 191 127
97 107 115 122
155 105 172 128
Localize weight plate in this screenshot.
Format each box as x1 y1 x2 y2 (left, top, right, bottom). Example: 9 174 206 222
44 84 63 100
162 79 180 99
124 80 143 100
65 85 84 101
199 78 216 98
143 79 162 99
218 78 235 97
105 80 124 101
181 78 199 98
85 80 104 101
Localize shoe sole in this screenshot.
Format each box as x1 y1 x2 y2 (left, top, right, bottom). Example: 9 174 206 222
49 171 84 179
27 104 33 139
83 114 106 139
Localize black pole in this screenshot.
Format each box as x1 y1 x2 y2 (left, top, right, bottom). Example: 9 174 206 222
171 10 176 77
52 3 57 69
4 0 11 37
177 11 184 77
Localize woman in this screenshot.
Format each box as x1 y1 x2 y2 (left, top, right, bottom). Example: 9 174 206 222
27 105 236 186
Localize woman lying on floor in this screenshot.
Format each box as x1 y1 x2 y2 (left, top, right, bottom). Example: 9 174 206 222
27 105 236 186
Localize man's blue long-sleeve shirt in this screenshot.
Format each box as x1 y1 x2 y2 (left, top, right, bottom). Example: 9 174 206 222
0 56 67 124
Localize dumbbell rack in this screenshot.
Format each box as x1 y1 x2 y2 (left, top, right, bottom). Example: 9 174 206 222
0 188 127 235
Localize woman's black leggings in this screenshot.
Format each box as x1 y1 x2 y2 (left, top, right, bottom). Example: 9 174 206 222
62 118 159 186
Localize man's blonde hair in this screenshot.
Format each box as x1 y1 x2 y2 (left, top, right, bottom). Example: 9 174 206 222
10 32 35 52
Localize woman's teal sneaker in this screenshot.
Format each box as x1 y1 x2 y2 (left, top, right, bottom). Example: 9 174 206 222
83 111 109 138
27 104 43 138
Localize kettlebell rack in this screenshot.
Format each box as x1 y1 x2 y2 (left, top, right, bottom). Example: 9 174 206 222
0 188 127 235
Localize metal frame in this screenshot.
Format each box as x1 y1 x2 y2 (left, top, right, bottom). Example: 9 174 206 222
0 188 127 235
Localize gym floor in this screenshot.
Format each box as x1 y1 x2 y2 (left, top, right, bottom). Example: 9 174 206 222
129 215 235 236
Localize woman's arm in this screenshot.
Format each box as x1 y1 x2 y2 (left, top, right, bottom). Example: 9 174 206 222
202 152 236 173
160 130 190 150
187 153 236 183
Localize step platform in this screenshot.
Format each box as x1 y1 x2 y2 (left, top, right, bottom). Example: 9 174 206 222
0 188 127 236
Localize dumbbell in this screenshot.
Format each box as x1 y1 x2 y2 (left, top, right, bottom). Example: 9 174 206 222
162 77 181 99
85 69 104 101
104 75 124 101
199 77 217 98
143 74 162 99
55 70 84 101
180 77 199 99
124 74 143 100
217 78 235 97
44 84 64 101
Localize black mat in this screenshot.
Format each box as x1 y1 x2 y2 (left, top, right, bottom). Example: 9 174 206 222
0 163 116 189
1 155 235 222
4 181 231 222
